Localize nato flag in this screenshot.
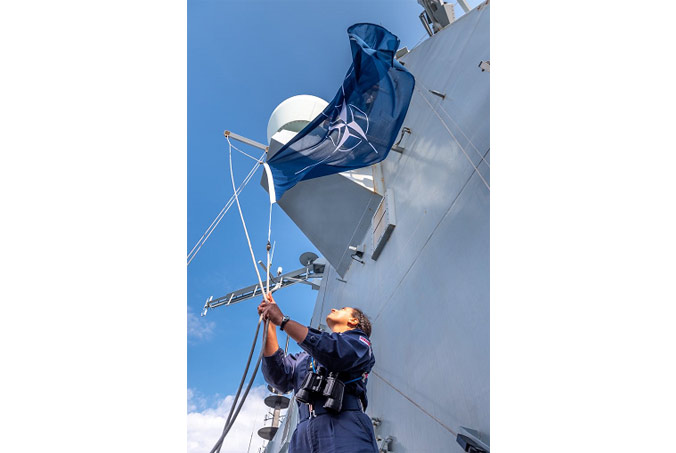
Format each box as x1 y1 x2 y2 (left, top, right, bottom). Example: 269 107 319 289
265 23 415 202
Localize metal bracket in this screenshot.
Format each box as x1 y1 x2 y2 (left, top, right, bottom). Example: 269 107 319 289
456 427 490 452
458 0 471 13
372 190 396 261
377 435 393 452
201 296 213 317
395 47 409 60
428 89 446 99
478 60 490 72
418 11 433 36
391 127 411 154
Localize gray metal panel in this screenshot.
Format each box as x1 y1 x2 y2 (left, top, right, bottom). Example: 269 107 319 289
262 172 382 277
400 5 490 170
306 3 490 451
371 169 489 451
368 3 490 322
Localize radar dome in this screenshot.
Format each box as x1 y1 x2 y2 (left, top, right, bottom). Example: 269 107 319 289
266 95 328 144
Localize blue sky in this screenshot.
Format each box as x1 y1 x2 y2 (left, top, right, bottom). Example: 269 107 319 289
187 0 481 449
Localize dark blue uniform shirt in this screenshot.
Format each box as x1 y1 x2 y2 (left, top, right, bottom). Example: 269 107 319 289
262 327 378 453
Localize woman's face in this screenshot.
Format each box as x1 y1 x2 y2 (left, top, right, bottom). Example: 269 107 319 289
326 307 357 331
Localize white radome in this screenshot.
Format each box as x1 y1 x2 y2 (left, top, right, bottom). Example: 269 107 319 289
266 95 329 144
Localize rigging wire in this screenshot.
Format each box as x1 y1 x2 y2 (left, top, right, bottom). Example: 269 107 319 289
226 136 267 293
417 81 489 168
231 141 266 163
187 153 263 265
416 86 490 190
371 369 458 437
187 150 266 266
412 31 430 49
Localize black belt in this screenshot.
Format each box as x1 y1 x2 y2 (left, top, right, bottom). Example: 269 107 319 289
308 394 364 418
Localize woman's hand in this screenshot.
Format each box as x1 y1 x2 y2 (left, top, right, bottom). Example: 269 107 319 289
257 293 308 343
258 293 284 325
257 293 275 314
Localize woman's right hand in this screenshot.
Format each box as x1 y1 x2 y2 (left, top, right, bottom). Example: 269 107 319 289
257 293 276 315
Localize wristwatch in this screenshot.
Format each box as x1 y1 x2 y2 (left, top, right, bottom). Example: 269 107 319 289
280 315 291 331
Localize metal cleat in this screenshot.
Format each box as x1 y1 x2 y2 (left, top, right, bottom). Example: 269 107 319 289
377 435 393 452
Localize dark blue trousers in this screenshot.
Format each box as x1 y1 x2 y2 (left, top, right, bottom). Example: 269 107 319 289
289 410 378 453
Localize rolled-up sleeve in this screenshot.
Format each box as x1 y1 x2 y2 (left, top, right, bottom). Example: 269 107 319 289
299 328 372 373
261 349 305 393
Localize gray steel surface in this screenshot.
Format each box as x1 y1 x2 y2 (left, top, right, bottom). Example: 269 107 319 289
266 2 489 451
262 171 383 277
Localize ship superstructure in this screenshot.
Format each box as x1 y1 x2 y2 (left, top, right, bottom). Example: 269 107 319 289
258 2 490 451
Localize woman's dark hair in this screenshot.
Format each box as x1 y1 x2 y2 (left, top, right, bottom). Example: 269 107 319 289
351 307 372 337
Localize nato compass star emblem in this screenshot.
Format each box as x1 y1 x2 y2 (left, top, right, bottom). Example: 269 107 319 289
327 100 378 154
294 97 377 175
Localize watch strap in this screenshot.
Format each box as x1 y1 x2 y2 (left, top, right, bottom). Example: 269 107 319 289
280 315 291 331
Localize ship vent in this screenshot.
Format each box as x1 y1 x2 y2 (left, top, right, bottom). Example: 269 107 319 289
371 190 396 261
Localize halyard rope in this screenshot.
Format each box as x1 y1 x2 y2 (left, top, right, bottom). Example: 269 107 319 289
211 318 269 453
208 136 276 451
225 135 267 294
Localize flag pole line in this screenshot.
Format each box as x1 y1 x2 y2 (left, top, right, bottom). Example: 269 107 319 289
227 136 267 297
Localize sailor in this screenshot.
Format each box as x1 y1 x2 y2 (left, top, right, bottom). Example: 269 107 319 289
258 294 378 453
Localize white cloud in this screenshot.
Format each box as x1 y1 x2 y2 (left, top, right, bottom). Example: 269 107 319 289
187 388 209 413
188 385 286 453
187 307 215 342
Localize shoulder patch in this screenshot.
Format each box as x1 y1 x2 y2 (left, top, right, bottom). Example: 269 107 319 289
359 336 372 358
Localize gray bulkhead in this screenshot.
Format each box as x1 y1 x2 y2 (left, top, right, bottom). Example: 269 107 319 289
268 2 489 451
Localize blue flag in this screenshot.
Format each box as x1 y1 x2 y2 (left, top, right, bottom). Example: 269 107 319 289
265 23 415 202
